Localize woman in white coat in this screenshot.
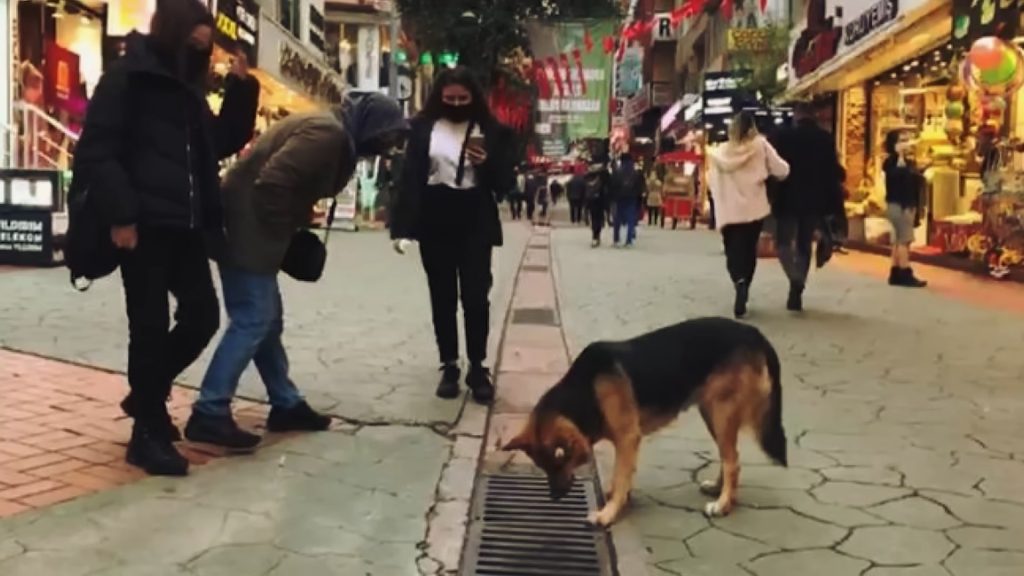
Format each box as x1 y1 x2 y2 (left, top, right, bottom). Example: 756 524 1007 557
708 112 790 318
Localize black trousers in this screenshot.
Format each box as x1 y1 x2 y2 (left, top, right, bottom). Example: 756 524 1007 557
525 196 536 220
647 206 663 227
510 197 524 220
419 185 494 366
120 227 220 426
569 200 583 223
588 202 605 241
775 213 817 285
721 219 764 285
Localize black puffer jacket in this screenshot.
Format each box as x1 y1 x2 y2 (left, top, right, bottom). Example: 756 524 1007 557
72 32 259 230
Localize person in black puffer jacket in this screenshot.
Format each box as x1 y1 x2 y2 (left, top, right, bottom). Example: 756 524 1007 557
71 0 259 477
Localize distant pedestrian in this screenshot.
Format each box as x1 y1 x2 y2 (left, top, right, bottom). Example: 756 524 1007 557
535 174 551 225
550 178 564 206
882 129 928 288
645 165 665 227
72 0 259 476
524 170 541 221
567 168 586 224
708 111 790 319
769 102 846 311
610 154 645 247
390 66 514 404
584 163 609 247
509 168 525 220
187 93 408 451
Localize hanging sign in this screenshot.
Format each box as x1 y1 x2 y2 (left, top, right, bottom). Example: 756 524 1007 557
653 13 678 41
214 0 260 66
843 0 899 47
44 42 81 113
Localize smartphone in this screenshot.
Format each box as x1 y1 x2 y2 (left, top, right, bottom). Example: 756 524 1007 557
467 127 485 150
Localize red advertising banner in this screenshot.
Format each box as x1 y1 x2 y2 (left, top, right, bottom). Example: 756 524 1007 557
44 42 81 112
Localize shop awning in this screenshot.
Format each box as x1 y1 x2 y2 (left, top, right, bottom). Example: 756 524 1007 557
782 0 952 100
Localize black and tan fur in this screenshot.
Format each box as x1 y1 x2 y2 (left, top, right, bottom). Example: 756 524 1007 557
503 317 787 527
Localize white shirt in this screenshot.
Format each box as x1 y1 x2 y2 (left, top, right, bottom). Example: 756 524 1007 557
428 119 478 189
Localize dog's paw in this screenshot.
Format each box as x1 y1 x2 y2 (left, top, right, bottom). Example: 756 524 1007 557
587 509 616 528
699 480 722 497
703 500 732 518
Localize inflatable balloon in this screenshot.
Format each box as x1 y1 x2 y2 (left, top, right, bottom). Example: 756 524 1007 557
945 101 965 119
969 37 1005 69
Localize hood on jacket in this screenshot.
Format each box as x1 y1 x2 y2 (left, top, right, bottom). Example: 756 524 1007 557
710 138 759 173
335 93 409 156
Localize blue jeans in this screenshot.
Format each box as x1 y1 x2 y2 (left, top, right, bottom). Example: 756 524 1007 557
613 200 638 245
194 266 303 417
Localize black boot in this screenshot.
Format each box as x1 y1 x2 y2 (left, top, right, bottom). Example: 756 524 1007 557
894 267 927 288
435 363 461 400
787 282 804 312
267 401 332 432
185 412 261 451
466 365 495 405
888 266 901 286
126 423 189 477
121 395 182 442
733 280 749 319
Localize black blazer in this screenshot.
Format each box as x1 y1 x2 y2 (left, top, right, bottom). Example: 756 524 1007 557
391 115 514 246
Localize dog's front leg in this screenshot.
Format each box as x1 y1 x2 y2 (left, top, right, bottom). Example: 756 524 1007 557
588 433 640 527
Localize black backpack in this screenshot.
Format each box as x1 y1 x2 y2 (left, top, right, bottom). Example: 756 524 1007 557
64 180 118 291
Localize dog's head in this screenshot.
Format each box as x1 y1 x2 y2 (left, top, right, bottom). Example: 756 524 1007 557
502 414 593 500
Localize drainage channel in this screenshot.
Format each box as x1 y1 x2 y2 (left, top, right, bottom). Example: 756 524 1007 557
460 472 616 576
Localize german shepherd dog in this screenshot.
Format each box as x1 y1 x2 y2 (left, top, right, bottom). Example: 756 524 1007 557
503 317 787 527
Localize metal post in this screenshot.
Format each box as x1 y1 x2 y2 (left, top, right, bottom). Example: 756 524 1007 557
388 8 400 99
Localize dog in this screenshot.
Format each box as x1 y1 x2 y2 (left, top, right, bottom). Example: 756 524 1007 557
502 317 788 527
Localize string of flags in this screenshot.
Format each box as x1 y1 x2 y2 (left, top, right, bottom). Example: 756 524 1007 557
527 0 766 99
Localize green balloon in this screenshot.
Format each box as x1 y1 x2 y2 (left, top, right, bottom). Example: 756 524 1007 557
945 101 964 119
981 48 1018 86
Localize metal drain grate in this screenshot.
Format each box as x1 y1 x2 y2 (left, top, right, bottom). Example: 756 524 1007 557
461 473 615 576
511 307 558 326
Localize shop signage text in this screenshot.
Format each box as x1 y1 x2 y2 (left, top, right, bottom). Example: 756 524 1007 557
280 44 342 103
727 28 771 52
844 0 899 47
653 13 677 41
215 0 260 64
0 213 53 265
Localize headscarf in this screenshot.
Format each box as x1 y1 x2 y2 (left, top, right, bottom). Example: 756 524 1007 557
147 0 215 84
335 93 408 156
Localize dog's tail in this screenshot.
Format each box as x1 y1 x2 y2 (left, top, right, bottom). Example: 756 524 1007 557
759 338 788 467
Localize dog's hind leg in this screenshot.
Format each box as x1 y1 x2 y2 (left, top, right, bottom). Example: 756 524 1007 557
704 408 741 518
698 405 724 498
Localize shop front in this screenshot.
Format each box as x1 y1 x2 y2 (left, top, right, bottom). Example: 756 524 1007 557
787 0 1024 281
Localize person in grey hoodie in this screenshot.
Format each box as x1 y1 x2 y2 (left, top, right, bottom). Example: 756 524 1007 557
185 93 408 451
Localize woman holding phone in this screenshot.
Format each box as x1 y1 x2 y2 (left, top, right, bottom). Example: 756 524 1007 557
882 129 927 287
390 67 514 404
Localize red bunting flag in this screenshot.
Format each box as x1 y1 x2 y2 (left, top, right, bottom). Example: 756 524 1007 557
559 53 573 95
532 61 551 99
584 30 594 53
602 35 615 55
546 57 565 97
572 48 587 95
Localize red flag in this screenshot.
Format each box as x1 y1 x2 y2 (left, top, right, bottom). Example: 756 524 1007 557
572 48 587 95
584 30 594 53
546 57 565 97
602 35 615 55
760 0 767 12
560 53 573 95
532 62 552 99
721 0 734 21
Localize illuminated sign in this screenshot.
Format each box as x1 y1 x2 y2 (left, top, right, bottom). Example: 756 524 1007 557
214 0 260 65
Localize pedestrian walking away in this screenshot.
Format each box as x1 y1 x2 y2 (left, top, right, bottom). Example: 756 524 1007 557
524 169 541 221
509 167 526 220
69 0 260 476
646 164 665 227
584 163 610 247
708 111 790 319
187 93 409 451
567 167 587 224
610 154 645 247
390 66 515 404
769 102 846 311
883 129 928 288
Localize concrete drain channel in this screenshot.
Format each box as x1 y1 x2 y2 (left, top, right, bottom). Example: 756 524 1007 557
460 472 616 576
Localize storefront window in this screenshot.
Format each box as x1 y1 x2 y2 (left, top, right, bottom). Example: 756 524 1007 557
278 0 300 38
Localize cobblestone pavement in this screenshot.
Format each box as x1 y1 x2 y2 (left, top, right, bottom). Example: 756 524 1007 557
552 225 1024 576
0 224 530 575
0 227 529 425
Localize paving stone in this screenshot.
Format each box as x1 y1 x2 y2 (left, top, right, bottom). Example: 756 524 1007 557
713 508 848 550
686 528 777 561
188 544 285 576
821 466 903 486
838 526 955 565
863 567 951 576
920 491 1024 530
738 487 889 528
739 465 823 491
629 503 708 541
812 481 911 508
656 557 755 576
945 548 1024 576
868 496 962 530
746 550 870 576
946 526 1024 552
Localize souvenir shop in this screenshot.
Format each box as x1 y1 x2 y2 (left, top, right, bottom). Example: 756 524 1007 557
788 0 1024 281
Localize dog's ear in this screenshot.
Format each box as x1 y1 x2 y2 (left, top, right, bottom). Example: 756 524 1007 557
502 429 532 452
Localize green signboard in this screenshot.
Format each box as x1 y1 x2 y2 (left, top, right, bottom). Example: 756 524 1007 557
527 20 616 158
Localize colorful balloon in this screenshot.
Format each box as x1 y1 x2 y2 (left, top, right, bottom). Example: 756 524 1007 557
945 101 965 119
969 37 1005 69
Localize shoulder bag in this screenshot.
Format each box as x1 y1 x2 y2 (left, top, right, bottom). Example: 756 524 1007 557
280 198 337 282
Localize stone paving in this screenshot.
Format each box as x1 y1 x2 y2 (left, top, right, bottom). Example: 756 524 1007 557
0 225 531 575
551 225 1024 576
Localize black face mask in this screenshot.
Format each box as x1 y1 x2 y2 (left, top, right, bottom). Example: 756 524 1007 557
442 104 473 123
183 44 212 84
